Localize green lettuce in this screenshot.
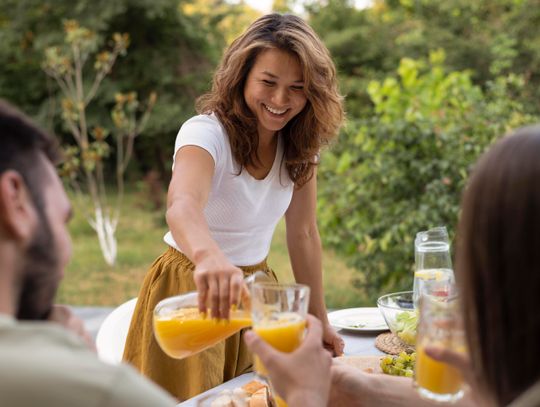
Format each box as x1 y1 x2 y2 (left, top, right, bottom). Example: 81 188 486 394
395 311 418 345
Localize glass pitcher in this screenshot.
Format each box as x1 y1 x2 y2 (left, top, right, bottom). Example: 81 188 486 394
153 271 270 359
413 226 454 307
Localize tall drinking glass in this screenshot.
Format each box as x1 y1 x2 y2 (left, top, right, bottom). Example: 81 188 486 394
414 282 465 403
251 282 310 407
413 226 454 307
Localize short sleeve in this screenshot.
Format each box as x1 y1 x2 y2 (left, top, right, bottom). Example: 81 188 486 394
104 365 177 407
173 115 225 169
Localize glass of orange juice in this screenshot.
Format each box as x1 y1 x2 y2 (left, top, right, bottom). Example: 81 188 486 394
414 282 465 403
153 271 269 359
251 282 310 407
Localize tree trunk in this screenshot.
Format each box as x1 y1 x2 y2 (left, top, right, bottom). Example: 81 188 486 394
93 206 117 266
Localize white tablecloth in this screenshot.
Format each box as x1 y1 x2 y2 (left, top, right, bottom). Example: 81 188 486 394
177 328 385 406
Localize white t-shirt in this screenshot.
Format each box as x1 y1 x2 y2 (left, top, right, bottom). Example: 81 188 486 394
163 114 294 266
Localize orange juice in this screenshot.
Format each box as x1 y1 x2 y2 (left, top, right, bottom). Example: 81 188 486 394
415 344 463 395
253 313 306 378
153 307 251 359
274 395 288 407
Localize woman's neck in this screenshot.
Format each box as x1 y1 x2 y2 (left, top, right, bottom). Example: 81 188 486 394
256 126 277 158
246 129 278 179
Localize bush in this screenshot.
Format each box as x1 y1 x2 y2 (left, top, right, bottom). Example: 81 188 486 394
318 52 538 300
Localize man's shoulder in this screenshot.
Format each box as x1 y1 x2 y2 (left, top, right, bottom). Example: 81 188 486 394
0 322 176 406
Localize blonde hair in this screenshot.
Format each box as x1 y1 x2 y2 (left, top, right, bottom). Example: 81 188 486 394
196 13 344 187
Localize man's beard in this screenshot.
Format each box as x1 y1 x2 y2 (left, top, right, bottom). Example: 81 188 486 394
16 211 60 321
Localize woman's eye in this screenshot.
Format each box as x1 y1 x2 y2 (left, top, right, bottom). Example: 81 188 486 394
291 86 304 91
262 80 275 86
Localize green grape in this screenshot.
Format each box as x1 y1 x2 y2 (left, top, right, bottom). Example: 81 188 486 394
382 356 393 365
379 351 416 377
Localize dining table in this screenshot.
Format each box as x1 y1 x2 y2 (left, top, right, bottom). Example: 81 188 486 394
177 324 386 406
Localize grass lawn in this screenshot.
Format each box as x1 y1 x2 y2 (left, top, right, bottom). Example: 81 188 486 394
58 191 370 309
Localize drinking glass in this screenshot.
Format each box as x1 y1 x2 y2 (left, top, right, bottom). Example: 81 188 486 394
251 282 310 407
413 226 454 307
153 271 270 359
414 282 465 403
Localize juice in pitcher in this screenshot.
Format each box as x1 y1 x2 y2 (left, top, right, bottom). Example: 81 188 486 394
153 307 252 359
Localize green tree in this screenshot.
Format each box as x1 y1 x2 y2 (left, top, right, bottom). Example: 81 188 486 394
43 20 156 265
306 0 540 117
0 0 226 180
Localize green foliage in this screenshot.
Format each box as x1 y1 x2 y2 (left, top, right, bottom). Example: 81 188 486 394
0 0 237 179
4 0 540 302
306 0 540 300
307 0 540 117
318 54 538 299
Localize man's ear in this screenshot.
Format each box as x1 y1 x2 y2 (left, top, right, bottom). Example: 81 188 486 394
0 170 38 242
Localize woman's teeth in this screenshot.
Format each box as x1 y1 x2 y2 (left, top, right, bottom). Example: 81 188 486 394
263 104 287 115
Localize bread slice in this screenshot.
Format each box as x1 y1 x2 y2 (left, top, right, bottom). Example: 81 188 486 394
249 386 271 407
241 380 268 396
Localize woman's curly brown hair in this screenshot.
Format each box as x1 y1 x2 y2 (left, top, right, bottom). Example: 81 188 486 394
196 13 344 187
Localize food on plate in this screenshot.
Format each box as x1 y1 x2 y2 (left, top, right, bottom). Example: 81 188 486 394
249 386 272 407
394 310 418 345
209 389 247 407
208 381 273 407
242 380 267 396
242 381 272 407
380 351 416 377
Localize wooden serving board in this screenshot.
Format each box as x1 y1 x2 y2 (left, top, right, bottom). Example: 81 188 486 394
334 355 383 374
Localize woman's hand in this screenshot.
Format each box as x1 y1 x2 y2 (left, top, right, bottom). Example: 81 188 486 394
193 254 244 319
322 323 345 356
48 304 96 351
244 315 332 407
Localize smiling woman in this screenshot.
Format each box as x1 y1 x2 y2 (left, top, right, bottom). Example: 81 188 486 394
122 13 345 401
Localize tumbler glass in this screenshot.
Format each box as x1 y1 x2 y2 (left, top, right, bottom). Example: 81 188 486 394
414 282 465 403
251 282 310 407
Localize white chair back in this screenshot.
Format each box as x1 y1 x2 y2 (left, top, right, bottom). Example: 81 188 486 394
95 297 137 365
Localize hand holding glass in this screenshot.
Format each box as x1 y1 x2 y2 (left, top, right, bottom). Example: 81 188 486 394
251 282 310 407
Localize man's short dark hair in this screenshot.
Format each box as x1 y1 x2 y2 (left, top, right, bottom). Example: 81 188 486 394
0 100 60 207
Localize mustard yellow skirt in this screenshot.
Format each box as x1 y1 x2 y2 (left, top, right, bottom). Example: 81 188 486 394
123 247 277 401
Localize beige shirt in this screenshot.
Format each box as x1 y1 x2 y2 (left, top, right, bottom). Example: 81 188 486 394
0 314 176 407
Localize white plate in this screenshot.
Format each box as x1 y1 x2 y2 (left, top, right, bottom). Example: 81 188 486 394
328 307 388 332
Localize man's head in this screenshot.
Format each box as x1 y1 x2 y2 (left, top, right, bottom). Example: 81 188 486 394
0 100 72 320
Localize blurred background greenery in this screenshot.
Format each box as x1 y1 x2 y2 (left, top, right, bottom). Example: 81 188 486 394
2 0 539 307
